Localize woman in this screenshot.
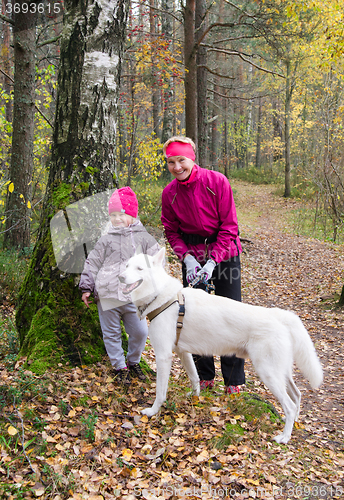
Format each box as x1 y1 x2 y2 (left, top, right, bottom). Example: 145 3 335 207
161 136 245 394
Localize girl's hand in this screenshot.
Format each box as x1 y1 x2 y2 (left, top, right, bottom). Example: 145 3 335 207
82 292 92 308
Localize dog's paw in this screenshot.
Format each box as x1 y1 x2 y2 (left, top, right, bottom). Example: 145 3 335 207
273 433 290 444
141 407 157 417
187 387 200 397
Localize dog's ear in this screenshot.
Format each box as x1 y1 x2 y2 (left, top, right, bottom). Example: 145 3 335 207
153 247 165 267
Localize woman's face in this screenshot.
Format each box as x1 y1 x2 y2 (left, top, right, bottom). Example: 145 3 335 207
166 156 195 181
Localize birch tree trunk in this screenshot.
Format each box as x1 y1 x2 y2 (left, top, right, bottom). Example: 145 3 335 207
15 0 129 374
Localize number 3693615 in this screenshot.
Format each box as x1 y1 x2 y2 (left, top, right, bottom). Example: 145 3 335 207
5 2 62 15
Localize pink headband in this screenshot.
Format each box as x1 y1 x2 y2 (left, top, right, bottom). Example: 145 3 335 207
165 142 196 161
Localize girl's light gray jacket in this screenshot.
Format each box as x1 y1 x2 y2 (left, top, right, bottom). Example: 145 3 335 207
79 220 160 304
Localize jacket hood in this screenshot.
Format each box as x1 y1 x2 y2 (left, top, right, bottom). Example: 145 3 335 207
107 219 145 235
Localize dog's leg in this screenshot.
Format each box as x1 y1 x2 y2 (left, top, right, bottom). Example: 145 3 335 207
255 371 297 444
176 351 200 396
286 377 301 422
141 351 172 417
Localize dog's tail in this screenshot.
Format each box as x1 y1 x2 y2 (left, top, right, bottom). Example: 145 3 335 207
277 309 323 388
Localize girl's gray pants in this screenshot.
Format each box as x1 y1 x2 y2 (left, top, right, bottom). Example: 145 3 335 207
97 301 148 370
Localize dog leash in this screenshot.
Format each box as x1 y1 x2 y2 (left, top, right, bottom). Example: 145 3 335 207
189 275 215 294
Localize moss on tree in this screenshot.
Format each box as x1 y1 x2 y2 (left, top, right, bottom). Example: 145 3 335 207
16 184 106 373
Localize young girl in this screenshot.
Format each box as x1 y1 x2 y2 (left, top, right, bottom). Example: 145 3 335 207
79 186 160 385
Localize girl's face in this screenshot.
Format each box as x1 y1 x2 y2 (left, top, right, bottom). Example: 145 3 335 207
110 212 133 227
166 155 195 181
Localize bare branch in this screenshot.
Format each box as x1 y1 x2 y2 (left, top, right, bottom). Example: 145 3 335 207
205 47 286 78
198 65 234 80
208 87 271 101
37 35 62 49
224 0 259 20
0 13 15 25
203 44 253 58
213 34 262 44
196 22 241 47
0 67 13 84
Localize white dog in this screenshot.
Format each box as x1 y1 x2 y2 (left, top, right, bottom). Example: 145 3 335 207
119 248 323 444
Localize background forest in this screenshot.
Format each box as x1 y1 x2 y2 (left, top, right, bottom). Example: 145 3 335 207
2 0 344 251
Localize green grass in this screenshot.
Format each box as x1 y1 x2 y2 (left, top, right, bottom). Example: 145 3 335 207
80 410 98 441
0 316 19 369
229 164 284 185
287 204 344 243
0 247 32 303
214 393 283 449
0 368 49 410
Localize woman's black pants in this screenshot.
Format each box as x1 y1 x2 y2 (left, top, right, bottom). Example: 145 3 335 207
182 255 245 386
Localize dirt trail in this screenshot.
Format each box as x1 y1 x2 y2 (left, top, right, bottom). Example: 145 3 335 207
232 180 344 451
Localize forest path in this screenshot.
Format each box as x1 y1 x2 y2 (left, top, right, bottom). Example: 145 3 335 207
1 180 343 499
231 180 344 451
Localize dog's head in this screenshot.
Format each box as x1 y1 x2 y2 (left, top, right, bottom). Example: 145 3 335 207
119 247 166 302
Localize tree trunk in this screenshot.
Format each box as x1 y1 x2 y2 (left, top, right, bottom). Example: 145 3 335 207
210 0 224 171
184 0 197 143
195 0 207 167
211 91 219 170
338 285 344 307
284 60 291 197
161 0 174 146
236 60 246 169
255 96 262 169
3 1 37 250
150 0 160 138
272 100 282 160
1 0 12 122
223 93 229 177
15 0 129 374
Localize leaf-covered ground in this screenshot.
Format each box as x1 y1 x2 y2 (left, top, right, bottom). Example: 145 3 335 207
1 181 343 500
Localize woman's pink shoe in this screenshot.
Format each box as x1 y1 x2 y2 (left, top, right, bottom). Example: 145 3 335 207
225 385 240 394
199 379 214 390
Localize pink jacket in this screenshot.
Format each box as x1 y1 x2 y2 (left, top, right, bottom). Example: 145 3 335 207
161 165 242 264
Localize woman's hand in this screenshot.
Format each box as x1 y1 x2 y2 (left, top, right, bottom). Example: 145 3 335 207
184 254 201 283
82 292 93 308
196 259 216 281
